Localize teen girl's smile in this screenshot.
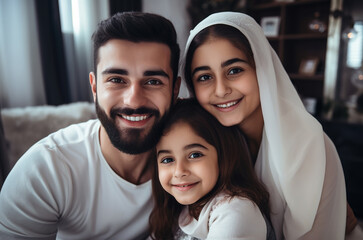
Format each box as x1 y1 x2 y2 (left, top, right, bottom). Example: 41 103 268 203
213 97 243 111
191 38 261 130
156 122 219 205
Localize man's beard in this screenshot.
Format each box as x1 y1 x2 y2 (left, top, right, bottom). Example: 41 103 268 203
95 99 168 155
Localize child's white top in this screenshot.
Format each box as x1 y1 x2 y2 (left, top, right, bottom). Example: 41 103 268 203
178 192 266 240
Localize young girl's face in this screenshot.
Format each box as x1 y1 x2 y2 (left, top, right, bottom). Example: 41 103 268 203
191 38 261 128
156 122 219 205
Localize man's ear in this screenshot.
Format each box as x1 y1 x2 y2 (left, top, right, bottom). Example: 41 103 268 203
89 72 97 102
173 76 181 103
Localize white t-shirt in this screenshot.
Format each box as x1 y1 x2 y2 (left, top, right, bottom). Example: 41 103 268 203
178 193 267 240
0 119 153 240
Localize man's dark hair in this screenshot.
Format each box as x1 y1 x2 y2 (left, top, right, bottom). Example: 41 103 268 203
92 12 180 83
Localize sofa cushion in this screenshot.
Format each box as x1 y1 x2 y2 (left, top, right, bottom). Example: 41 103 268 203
1 102 96 169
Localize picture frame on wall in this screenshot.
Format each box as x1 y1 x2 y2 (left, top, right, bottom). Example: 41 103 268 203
260 16 280 37
299 58 319 75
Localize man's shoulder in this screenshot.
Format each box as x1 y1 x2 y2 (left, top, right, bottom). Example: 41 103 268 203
16 119 100 169
38 119 100 148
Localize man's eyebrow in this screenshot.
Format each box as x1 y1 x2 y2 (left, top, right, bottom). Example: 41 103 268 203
144 70 170 80
191 66 210 77
221 58 247 68
101 68 128 75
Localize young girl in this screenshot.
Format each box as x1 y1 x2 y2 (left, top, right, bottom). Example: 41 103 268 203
149 98 275 240
183 12 354 239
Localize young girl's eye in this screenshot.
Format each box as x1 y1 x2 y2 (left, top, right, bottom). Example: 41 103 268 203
160 157 174 164
189 152 204 159
197 74 212 82
228 68 243 75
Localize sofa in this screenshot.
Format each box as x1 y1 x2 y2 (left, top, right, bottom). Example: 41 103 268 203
0 102 97 187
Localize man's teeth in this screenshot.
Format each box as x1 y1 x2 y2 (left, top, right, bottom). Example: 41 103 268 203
122 115 148 121
217 101 238 108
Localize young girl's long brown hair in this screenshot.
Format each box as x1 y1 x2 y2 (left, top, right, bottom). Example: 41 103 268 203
149 98 270 240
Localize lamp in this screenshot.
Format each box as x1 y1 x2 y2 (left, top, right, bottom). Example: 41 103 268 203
351 65 363 89
342 16 358 41
309 11 326 33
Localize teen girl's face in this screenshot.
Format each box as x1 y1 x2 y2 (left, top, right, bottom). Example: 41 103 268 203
156 122 219 205
191 38 261 129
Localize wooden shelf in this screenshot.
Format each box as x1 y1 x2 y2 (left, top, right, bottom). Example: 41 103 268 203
248 0 332 116
251 0 330 10
289 73 325 81
282 33 328 39
267 33 328 41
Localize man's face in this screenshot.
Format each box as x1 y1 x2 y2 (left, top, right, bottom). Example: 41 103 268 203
90 39 179 154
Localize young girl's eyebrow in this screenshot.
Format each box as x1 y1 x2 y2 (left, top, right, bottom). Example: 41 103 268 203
157 149 170 157
184 143 208 151
157 143 208 157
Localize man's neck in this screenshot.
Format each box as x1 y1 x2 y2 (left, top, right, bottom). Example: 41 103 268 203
99 126 153 185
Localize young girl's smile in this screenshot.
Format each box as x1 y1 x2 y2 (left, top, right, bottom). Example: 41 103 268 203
156 122 219 205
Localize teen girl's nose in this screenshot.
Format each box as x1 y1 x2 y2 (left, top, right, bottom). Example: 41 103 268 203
174 161 189 178
214 76 231 98
123 83 147 108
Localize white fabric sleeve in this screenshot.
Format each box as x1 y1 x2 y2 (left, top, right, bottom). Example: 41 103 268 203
0 145 69 239
207 197 266 240
289 134 346 240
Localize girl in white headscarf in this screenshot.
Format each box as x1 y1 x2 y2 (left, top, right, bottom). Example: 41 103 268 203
183 12 350 240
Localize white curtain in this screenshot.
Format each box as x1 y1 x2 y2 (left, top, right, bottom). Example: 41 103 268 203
0 0 46 108
58 0 110 103
0 0 110 109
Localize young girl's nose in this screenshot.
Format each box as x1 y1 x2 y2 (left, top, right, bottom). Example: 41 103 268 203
174 161 189 178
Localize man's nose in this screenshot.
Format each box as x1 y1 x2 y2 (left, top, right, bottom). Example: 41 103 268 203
123 83 148 108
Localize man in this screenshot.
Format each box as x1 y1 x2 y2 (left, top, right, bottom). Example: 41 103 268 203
0 12 180 240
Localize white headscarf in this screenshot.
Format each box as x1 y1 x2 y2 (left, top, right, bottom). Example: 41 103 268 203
184 12 327 239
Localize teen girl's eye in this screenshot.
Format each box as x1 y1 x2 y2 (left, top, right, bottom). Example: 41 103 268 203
228 67 243 75
189 152 204 159
197 74 212 82
160 157 174 164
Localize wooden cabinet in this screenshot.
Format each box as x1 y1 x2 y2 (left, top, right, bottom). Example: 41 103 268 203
248 0 332 116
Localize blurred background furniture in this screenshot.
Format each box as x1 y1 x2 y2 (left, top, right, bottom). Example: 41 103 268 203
0 102 96 186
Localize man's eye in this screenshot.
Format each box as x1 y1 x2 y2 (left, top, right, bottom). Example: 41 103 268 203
161 158 174 164
197 75 211 82
228 68 243 75
109 77 124 83
146 79 162 85
189 152 203 159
